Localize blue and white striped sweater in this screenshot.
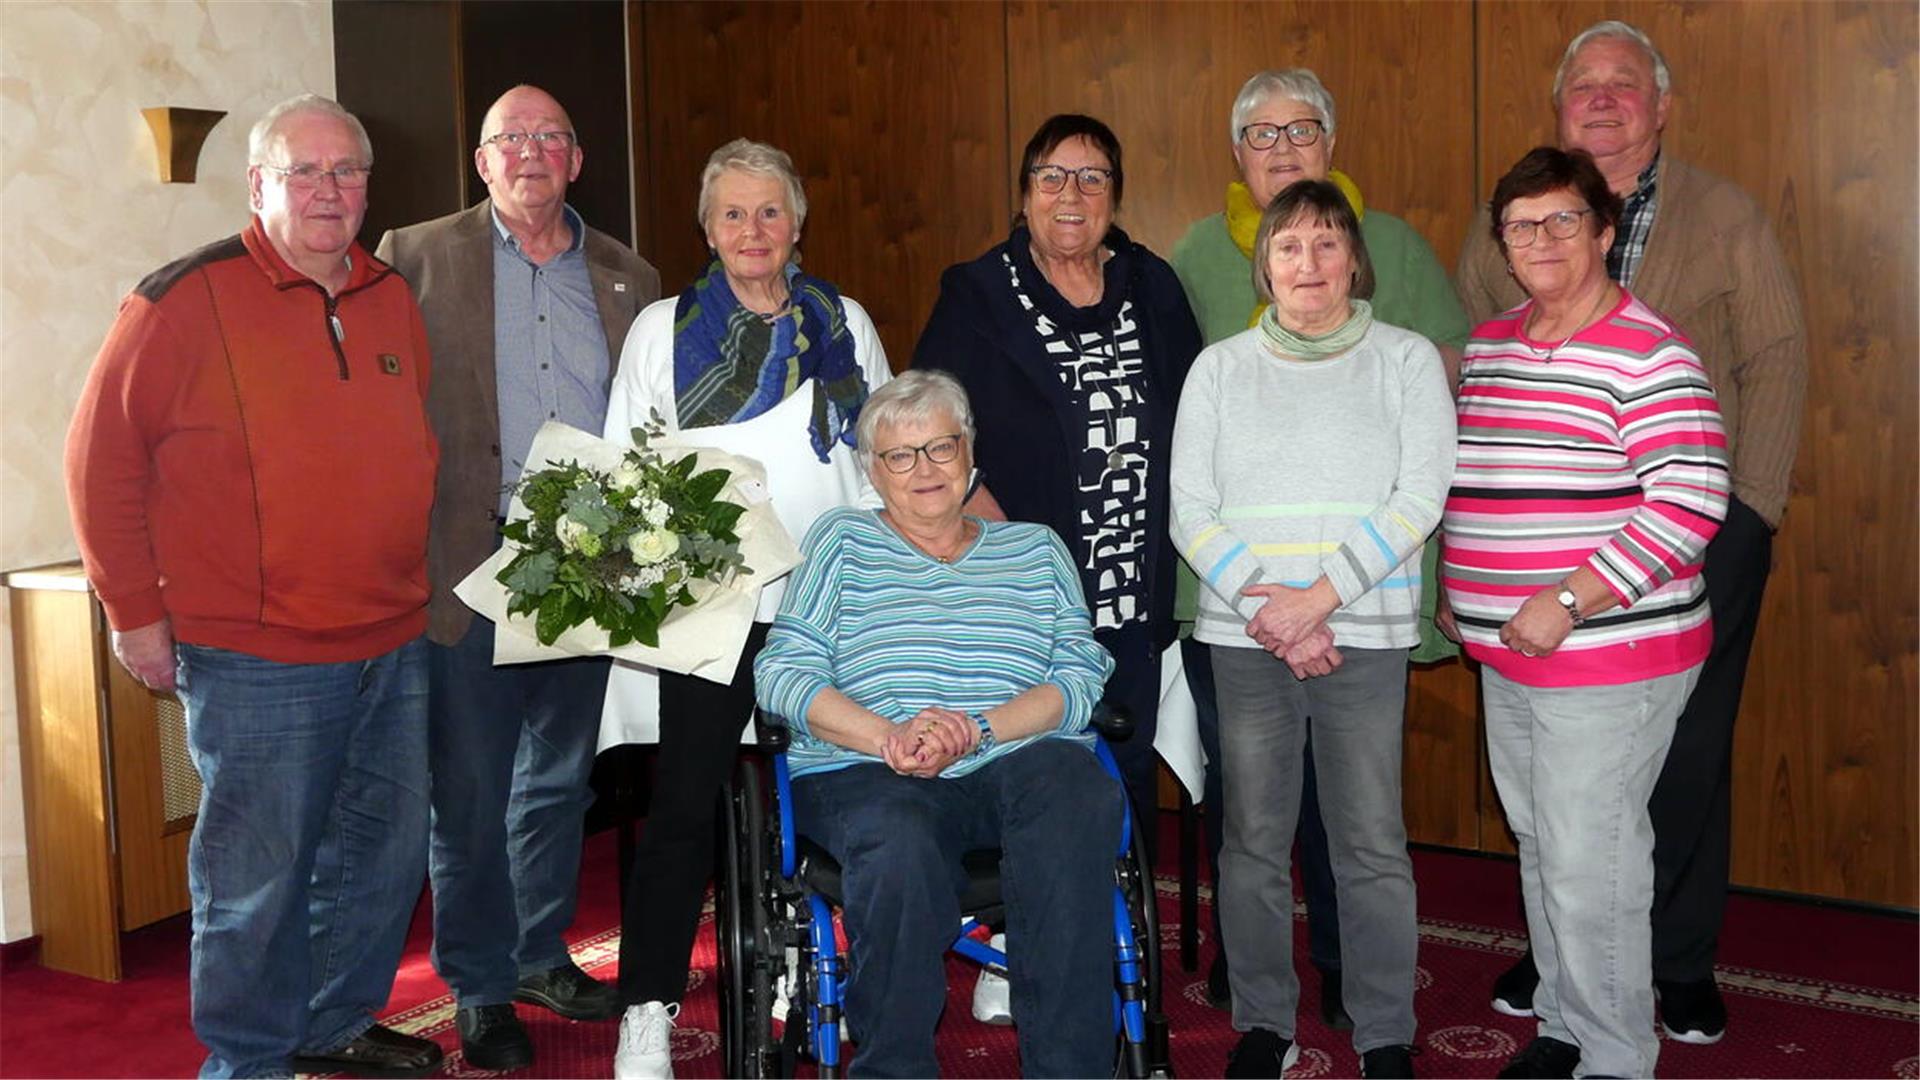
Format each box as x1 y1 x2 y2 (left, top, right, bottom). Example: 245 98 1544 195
754 508 1115 779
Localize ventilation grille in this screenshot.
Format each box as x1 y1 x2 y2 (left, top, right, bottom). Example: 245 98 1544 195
154 695 200 828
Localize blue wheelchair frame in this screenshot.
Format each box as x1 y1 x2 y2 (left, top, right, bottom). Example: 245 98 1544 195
715 714 1171 1078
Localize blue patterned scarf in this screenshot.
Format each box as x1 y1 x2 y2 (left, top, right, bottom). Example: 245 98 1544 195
672 259 868 462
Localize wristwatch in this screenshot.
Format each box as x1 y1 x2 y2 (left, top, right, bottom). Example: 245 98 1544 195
1556 584 1586 627
970 712 996 756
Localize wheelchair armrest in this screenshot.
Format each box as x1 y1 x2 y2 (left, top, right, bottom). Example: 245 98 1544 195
751 708 791 753
1089 701 1134 742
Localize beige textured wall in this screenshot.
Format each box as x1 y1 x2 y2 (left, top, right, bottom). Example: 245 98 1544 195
0 0 334 943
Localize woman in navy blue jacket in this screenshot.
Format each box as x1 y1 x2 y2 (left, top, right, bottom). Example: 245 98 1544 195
913 113 1202 851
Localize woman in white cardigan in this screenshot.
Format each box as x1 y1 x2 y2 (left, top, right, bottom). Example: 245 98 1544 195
601 138 890 1080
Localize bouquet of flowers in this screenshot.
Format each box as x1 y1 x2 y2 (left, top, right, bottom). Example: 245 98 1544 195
498 416 748 648
454 419 801 681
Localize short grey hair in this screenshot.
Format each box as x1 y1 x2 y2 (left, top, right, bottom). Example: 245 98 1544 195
695 138 808 231
248 94 373 166
855 370 976 459
1229 69 1337 145
1553 20 1672 101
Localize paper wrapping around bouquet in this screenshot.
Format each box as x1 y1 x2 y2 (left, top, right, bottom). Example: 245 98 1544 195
453 421 802 683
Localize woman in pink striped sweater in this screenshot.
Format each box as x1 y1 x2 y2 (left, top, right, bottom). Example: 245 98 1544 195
1437 147 1729 1080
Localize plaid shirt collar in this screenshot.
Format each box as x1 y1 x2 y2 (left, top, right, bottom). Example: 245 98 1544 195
1607 151 1661 286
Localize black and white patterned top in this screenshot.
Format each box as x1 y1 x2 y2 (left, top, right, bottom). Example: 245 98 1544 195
1002 253 1150 631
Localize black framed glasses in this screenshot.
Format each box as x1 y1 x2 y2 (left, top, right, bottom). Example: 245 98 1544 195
1499 208 1596 248
1239 119 1324 151
875 433 964 473
1028 164 1114 196
482 130 577 153
259 163 372 190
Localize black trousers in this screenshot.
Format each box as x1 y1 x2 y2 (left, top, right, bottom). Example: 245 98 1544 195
1649 495 1773 982
617 622 770 1005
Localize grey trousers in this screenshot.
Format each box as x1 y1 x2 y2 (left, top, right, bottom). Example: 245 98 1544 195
1212 644 1417 1053
1483 663 1698 1079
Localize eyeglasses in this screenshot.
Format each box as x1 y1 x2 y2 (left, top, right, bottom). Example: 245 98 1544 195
259 163 372 190
482 130 577 153
1028 165 1114 196
1499 208 1596 248
875 433 963 474
1239 119 1325 151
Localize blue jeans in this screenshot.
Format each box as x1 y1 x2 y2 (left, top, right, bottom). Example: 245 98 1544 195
175 639 429 1079
793 739 1123 1079
426 617 609 1006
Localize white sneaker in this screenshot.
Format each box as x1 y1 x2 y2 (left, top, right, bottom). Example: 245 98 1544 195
614 1000 678 1079
971 933 1013 1025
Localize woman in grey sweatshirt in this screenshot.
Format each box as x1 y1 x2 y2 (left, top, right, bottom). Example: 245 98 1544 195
1168 179 1455 1079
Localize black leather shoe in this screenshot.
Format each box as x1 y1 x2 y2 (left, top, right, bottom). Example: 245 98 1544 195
457 1003 534 1072
1657 975 1728 1044
1361 1043 1418 1078
1224 1028 1299 1079
1496 1035 1579 1079
515 960 620 1021
1492 949 1539 1018
292 1023 444 1078
1318 965 1354 1031
1205 950 1232 1009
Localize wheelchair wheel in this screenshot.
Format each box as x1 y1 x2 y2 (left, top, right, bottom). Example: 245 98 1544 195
1118 805 1174 1079
716 755 781 1079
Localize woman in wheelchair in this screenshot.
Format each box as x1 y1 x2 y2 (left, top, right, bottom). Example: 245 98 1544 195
752 369 1126 1078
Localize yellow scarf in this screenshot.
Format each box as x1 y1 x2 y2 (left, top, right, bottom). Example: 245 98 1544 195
1227 170 1366 327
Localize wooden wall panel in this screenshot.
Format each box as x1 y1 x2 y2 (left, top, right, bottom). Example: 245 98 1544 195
634 1 1010 367
1476 2 1918 907
1003 1 1478 266
1005 0 1485 849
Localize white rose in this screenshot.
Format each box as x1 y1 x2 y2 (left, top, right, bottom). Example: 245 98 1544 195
628 528 678 565
555 517 590 553
610 462 645 493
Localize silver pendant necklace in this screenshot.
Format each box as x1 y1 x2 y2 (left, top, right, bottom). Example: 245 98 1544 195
1524 286 1613 362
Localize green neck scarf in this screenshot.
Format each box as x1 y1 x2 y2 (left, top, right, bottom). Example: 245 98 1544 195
1259 298 1373 361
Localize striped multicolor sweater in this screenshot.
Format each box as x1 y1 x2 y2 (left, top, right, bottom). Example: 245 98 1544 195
1168 321 1457 651
753 508 1114 779
1442 290 1729 687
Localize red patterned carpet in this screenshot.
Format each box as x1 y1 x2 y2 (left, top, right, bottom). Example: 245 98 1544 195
2 826 1914 1078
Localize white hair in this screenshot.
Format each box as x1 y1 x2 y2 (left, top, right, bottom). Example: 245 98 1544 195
695 138 808 231
247 94 372 166
1554 20 1672 101
855 370 975 459
1229 69 1337 145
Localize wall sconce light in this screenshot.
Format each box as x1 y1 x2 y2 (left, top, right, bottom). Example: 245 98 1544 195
141 107 227 183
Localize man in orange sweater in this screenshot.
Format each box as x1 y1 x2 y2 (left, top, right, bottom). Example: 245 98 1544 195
65 95 442 1080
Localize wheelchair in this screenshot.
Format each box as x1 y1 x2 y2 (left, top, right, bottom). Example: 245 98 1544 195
714 707 1174 1078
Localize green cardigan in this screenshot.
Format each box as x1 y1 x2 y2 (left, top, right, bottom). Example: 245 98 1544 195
1169 206 1469 662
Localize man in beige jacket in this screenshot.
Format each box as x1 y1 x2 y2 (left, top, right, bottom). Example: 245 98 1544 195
377 84 660 1072
1455 19 1805 1060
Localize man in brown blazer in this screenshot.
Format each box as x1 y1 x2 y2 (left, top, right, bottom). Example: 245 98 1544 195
1455 21 1806 1057
376 83 660 1072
